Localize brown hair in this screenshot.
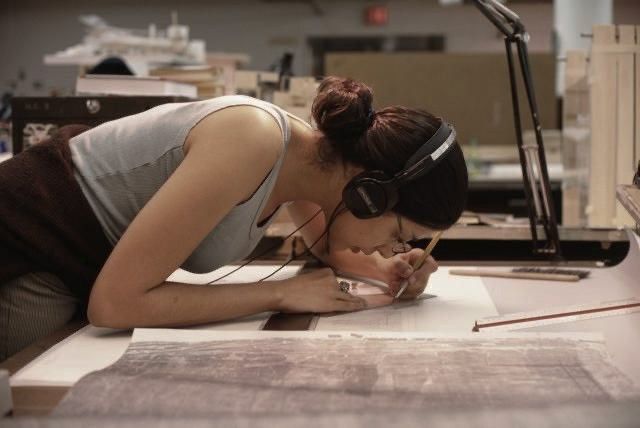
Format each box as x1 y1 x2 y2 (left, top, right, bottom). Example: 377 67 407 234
312 76 468 229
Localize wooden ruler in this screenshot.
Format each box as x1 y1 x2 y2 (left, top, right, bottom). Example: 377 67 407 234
450 269 581 282
473 298 640 332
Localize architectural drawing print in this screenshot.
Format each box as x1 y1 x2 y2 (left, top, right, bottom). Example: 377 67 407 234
54 335 639 417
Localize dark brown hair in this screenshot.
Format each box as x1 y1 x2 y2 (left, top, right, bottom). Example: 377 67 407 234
312 76 468 230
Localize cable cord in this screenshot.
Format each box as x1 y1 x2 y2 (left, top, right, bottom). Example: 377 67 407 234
258 202 346 282
206 207 324 284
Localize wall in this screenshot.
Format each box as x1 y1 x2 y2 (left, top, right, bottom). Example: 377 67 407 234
0 0 554 96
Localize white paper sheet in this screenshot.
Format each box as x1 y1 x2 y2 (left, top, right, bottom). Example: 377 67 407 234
10 327 132 387
314 266 498 331
131 328 600 343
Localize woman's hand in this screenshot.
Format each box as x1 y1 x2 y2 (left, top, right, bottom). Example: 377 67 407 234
274 268 368 313
378 249 438 299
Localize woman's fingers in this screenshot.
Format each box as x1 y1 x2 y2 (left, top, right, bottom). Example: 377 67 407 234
412 256 438 279
278 268 371 313
332 280 368 309
334 288 366 303
399 256 438 299
404 248 425 264
392 257 414 278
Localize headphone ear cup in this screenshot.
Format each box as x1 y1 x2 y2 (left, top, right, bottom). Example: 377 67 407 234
343 171 395 219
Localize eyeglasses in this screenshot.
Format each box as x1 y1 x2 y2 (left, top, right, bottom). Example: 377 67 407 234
391 216 412 255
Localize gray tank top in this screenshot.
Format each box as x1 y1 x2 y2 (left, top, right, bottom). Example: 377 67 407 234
70 95 291 273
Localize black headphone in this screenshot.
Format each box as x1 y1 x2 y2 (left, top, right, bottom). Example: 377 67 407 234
342 121 457 219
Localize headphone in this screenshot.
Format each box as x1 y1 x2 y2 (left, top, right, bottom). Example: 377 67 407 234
342 121 457 219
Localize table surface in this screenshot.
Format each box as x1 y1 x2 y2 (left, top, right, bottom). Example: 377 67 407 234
3 231 639 418
1 321 85 416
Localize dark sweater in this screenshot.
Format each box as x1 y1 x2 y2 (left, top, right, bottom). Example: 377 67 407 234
0 125 112 305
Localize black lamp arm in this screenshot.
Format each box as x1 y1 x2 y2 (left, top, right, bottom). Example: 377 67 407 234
471 0 562 258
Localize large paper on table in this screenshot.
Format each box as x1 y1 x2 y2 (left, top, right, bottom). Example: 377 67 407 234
53 329 639 417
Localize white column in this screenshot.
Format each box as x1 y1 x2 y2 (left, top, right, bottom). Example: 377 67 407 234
554 0 612 94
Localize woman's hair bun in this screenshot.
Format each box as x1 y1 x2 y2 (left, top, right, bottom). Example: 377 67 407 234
311 76 373 143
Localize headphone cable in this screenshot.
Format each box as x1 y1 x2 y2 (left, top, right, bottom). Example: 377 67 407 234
206 207 323 284
258 202 346 282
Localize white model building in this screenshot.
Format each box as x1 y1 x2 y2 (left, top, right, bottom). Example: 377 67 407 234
43 12 206 75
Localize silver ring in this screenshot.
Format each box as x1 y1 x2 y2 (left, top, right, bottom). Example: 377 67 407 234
338 280 351 293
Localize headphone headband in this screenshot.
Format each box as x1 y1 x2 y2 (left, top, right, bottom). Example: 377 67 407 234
342 121 457 219
394 122 457 184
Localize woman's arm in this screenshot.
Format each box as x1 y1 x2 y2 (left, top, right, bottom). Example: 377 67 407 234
90 269 363 329
88 107 364 328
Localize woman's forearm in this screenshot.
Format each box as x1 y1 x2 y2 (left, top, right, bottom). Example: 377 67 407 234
88 280 283 329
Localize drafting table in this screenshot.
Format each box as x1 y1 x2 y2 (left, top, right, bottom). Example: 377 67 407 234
3 230 640 415
481 230 640 383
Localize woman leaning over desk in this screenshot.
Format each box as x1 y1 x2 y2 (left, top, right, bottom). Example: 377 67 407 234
0 76 468 359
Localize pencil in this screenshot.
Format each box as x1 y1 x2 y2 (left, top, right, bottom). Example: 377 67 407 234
394 231 443 299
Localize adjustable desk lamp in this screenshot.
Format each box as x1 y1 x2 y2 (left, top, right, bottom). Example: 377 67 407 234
471 0 562 259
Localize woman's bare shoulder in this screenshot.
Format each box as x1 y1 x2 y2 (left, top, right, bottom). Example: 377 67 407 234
184 104 283 158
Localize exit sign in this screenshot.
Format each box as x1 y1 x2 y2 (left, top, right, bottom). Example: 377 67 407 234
364 5 389 26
